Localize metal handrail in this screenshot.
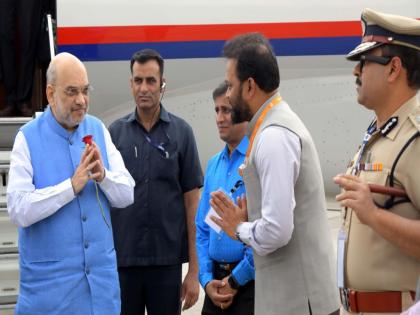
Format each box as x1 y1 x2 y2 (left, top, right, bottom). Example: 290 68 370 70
47 14 55 59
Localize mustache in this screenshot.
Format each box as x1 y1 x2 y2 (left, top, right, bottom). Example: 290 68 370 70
71 105 87 112
355 77 362 86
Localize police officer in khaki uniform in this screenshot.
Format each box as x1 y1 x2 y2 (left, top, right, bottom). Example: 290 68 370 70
334 8 420 315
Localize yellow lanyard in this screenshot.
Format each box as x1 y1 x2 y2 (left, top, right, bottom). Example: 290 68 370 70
246 96 282 159
239 95 282 175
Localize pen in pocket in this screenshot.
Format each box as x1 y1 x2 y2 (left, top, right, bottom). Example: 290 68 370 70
134 146 138 158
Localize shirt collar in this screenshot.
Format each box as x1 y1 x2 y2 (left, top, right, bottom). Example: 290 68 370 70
236 136 249 155
221 136 249 159
380 95 419 140
127 103 171 124
247 92 281 137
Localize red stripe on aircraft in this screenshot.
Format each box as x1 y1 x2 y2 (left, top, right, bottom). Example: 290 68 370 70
57 21 361 45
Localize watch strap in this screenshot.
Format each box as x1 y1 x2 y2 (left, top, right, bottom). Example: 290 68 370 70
228 275 241 290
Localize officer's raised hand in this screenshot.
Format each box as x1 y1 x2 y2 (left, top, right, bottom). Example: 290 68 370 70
334 173 379 225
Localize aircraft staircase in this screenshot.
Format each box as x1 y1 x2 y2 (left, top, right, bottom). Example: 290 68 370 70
0 118 31 314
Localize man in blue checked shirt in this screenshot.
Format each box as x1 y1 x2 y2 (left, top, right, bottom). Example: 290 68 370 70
196 82 254 314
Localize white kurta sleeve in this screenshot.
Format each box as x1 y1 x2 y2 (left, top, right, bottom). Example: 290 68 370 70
7 131 75 227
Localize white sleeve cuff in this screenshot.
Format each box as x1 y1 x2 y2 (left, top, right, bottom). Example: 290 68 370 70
236 221 253 246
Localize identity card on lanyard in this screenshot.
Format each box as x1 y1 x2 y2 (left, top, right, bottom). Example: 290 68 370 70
337 121 376 289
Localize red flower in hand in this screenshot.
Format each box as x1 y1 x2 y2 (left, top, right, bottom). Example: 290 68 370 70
82 135 93 145
81 134 109 228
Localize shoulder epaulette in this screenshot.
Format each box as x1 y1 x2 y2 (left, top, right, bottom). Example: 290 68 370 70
408 108 420 133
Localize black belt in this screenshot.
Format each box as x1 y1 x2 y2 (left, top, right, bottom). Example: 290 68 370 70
213 261 239 280
217 261 238 271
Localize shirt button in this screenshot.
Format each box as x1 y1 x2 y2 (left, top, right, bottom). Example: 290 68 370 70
218 236 221 240
84 242 89 249
227 172 231 176
145 155 149 160
145 178 149 183
82 215 87 222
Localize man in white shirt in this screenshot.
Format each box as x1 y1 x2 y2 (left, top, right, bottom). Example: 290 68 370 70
7 52 135 315
210 32 339 315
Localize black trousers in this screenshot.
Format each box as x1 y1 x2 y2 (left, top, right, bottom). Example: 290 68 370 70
16 0 43 105
118 264 182 315
202 262 254 315
0 0 42 106
0 0 17 106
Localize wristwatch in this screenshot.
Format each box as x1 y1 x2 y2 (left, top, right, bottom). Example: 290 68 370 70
228 275 241 290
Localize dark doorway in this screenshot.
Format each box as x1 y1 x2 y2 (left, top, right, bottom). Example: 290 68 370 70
0 0 56 117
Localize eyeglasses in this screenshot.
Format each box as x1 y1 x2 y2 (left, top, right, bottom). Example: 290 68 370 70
358 55 392 72
54 85 93 97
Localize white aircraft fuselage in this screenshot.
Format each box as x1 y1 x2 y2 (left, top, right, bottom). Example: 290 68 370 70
56 0 419 196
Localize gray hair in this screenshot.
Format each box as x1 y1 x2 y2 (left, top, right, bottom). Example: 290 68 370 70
46 61 57 85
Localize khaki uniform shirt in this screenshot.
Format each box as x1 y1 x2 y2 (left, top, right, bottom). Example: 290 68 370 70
341 96 420 315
